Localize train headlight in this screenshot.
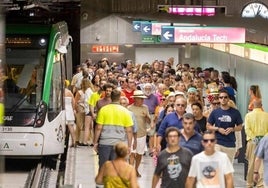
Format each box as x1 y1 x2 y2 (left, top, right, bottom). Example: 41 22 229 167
39 38 47 46
34 101 47 128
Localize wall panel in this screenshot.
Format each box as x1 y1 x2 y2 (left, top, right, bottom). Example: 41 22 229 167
200 46 268 118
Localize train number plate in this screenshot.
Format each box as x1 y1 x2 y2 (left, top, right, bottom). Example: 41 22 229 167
1 127 12 132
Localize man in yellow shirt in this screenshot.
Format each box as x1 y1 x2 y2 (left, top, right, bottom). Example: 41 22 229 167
93 89 133 169
245 99 268 187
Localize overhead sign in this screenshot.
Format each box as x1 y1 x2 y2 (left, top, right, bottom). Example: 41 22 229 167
161 26 245 43
161 27 175 42
141 22 152 35
132 21 141 32
151 22 170 35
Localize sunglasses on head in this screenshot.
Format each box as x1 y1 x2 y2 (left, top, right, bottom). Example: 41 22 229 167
203 139 216 143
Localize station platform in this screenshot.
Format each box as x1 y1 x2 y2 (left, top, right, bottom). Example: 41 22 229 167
64 144 246 188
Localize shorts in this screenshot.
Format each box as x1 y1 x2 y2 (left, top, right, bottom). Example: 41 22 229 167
147 126 156 136
131 136 146 155
66 120 75 125
86 111 93 116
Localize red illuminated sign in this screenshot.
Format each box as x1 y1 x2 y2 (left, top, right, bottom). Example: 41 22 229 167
92 45 119 53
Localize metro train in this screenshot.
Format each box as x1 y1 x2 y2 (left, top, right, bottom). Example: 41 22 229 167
0 21 72 157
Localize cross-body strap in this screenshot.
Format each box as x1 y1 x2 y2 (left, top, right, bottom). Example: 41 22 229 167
111 161 129 187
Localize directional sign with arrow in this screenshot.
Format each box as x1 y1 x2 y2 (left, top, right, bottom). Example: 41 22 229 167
161 26 175 43
132 21 141 32
141 22 152 35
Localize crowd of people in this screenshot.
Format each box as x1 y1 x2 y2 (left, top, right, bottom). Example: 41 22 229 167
64 57 268 188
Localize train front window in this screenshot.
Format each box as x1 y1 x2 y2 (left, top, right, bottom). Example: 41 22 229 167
4 48 45 111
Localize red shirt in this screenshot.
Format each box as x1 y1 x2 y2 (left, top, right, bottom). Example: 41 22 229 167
122 89 134 104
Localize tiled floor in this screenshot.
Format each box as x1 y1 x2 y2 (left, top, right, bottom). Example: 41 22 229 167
64 146 246 188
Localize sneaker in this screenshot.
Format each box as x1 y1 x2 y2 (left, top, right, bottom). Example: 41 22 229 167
81 143 89 146
70 143 77 148
78 142 88 146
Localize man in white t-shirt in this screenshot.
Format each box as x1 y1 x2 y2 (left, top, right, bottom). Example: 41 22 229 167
186 130 234 188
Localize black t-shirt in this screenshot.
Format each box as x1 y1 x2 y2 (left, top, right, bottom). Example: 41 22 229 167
154 147 193 188
196 116 207 134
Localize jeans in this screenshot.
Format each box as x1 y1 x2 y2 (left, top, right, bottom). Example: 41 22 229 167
98 144 116 168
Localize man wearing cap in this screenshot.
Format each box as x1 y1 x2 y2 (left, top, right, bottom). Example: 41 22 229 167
128 90 151 177
186 87 199 114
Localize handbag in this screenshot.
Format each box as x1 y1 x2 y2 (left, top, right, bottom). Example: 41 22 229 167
77 104 85 113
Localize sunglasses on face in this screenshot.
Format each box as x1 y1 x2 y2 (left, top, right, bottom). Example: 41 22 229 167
202 139 216 143
175 104 185 107
212 102 220 105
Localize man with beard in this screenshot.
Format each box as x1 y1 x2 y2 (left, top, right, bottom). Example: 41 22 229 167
143 83 159 156
95 83 114 113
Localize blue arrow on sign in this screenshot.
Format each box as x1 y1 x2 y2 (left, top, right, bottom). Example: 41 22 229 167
141 22 152 35
161 26 174 43
132 21 141 32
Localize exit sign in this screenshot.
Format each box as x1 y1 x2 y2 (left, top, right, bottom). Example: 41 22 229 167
142 36 161 43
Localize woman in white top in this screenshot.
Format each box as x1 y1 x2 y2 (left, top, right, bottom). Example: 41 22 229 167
64 80 76 147
83 78 94 146
74 78 94 146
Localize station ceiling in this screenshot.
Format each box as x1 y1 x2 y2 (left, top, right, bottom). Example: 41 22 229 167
1 0 268 45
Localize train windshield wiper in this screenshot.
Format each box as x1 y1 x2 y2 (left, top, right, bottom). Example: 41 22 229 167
10 84 37 112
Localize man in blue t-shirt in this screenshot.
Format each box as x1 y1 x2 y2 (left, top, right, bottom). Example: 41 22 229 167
207 89 243 163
